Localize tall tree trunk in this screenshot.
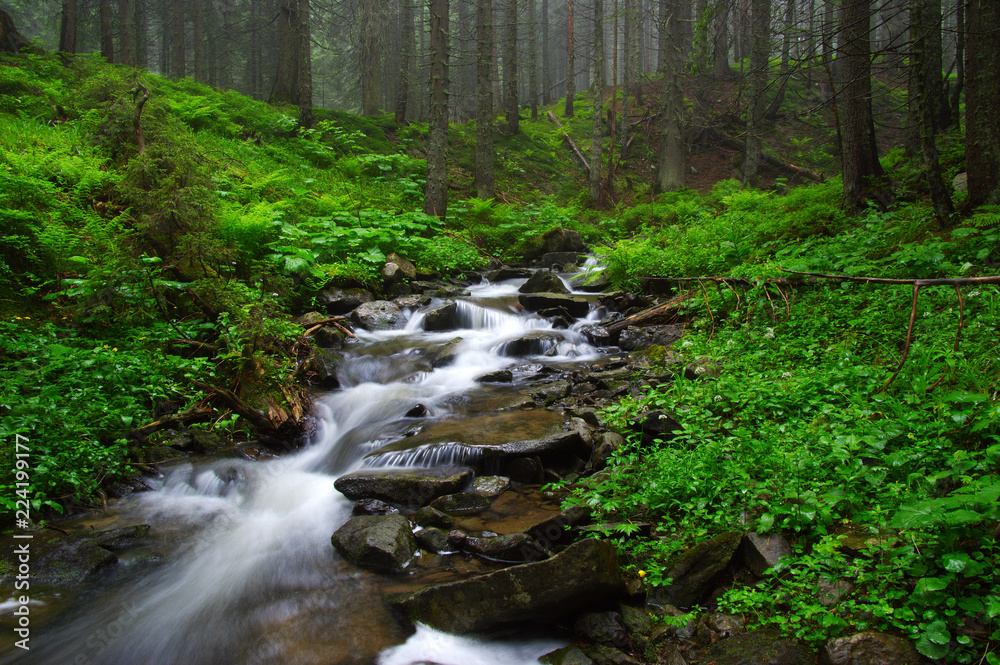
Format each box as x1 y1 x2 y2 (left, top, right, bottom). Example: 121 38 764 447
505 0 520 133
741 0 769 185
656 0 667 74
565 0 575 117
173 0 185 78
590 0 605 203
840 0 892 212
193 0 206 82
298 0 313 127
100 0 114 61
541 0 551 103
949 0 963 126
654 0 685 192
713 0 731 77
911 0 953 226
965 0 1000 207
396 0 414 123
476 0 495 198
362 0 386 115
119 0 136 65
821 0 836 101
135 0 147 67
270 0 300 103
424 0 450 218
529 0 539 119
59 0 77 53
218 0 234 89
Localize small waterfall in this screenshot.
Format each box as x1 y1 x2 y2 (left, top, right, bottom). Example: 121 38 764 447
4 274 609 665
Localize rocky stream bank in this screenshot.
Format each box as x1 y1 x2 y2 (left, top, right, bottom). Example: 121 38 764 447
1 231 926 665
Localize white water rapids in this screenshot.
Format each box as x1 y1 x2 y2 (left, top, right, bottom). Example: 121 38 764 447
2 278 606 665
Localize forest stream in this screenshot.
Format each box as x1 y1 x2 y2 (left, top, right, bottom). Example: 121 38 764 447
2 273 615 665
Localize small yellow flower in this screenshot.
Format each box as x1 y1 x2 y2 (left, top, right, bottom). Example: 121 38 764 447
112 347 117 352
138 336 146 340
14 316 21 320
907 433 915 439
103 344 109 348
637 570 647 579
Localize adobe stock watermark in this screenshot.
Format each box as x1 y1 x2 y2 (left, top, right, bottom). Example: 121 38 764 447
70 599 142 665
11 432 32 651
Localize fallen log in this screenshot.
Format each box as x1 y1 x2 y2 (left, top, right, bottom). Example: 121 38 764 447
547 111 591 175
605 290 697 335
129 405 216 440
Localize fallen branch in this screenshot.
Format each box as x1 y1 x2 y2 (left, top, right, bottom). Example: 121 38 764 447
195 382 275 431
300 317 356 338
129 405 216 439
547 111 591 175
781 269 1000 392
605 290 697 336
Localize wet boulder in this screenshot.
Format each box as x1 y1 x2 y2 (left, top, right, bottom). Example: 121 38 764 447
590 432 625 471
413 506 456 529
651 531 742 608
464 533 543 562
331 514 417 573
352 498 400 516
618 325 684 352
702 631 815 665
580 325 612 347
472 475 511 496
488 267 533 281
316 287 373 316
495 331 564 357
351 300 406 331
476 369 513 383
381 252 417 285
420 300 459 331
519 293 591 319
520 271 570 295
822 632 921 665
91 525 151 552
389 538 625 634
575 611 628 646
334 466 474 507
0 528 117 588
530 228 588 257
741 532 792 576
634 410 682 446
312 325 346 349
429 491 491 516
541 646 594 665
415 527 453 553
301 347 342 389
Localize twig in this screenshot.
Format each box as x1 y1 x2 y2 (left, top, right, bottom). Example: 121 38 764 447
878 284 922 393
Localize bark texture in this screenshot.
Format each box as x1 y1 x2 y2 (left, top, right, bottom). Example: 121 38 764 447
424 0 451 218
965 0 1000 207
475 0 495 199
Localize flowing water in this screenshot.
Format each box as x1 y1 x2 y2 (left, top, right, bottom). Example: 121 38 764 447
2 278 609 665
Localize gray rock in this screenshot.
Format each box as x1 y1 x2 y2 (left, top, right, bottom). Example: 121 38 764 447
389 539 625 634
583 645 642 665
742 532 792 576
817 579 855 607
519 293 591 318
702 631 815 665
532 380 572 403
953 172 968 192
351 300 406 331
520 271 570 295
499 456 544 483
464 533 543 562
472 475 511 496
538 228 587 255
541 645 594 665
477 369 514 383
421 300 458 331
429 336 464 368
334 466 474 507
429 491 491 516
495 331 564 357
312 324 346 349
581 325 612 346
652 531 742 608
415 527 452 553
331 514 417 572
618 325 684 351
0 528 117 588
91 525 151 551
352 498 400 516
494 430 585 457
822 632 921 665
591 432 625 470
382 252 417 284
412 506 455 529
575 611 627 646
316 287 373 316
635 410 682 446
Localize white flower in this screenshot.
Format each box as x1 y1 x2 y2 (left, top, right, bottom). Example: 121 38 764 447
726 340 735 346
764 327 775 339
682 341 694 348
969 290 981 298
781 372 792 379
714 395 723 402
695 366 707 375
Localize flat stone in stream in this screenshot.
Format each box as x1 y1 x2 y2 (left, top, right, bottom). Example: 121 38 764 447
518 293 591 319
334 466 474 507
331 514 418 572
389 538 625 634
429 491 491 516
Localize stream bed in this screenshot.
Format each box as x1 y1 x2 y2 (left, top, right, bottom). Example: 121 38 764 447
1 277 621 665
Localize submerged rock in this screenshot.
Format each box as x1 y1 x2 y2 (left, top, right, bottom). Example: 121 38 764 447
334 466 474 507
389 538 625 634
331 514 417 572
429 491 491 516
0 528 117 588
464 533 544 562
519 293 591 319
